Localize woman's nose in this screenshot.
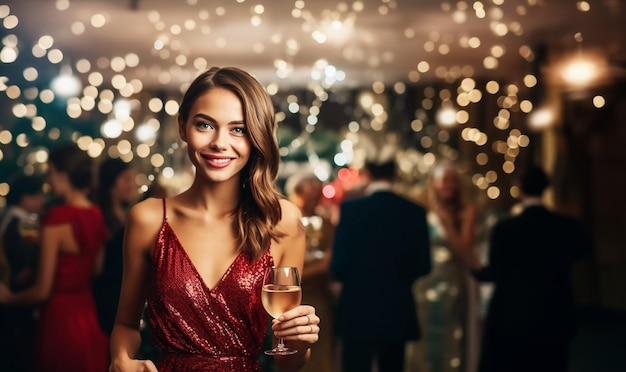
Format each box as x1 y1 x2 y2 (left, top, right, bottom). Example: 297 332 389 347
209 130 228 151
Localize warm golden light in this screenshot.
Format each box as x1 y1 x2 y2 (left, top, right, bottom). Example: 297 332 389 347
437 107 457 127
528 107 554 130
561 58 597 86
592 95 605 108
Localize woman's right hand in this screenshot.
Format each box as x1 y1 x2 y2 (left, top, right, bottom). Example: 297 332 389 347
109 357 158 372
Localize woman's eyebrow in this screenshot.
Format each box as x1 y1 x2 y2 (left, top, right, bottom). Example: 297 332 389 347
193 113 245 125
193 113 216 122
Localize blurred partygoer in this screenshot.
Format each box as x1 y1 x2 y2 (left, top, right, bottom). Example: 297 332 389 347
286 173 337 372
0 144 109 371
330 159 431 372
93 157 137 335
413 162 481 372
96 157 137 236
471 165 591 372
0 175 45 372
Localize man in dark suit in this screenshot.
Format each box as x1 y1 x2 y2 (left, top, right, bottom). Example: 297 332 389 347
329 160 431 372
472 165 591 372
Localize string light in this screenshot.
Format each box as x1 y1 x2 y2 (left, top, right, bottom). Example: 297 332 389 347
0 1 621 205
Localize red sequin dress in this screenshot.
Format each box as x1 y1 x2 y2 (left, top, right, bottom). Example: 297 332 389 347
147 199 274 371
35 204 110 372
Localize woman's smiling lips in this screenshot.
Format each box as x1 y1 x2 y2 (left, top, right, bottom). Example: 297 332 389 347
201 154 234 168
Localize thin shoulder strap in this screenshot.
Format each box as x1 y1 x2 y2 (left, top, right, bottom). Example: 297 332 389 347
161 197 168 221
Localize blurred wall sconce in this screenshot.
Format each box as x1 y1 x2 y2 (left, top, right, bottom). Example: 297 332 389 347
544 33 610 90
559 55 605 87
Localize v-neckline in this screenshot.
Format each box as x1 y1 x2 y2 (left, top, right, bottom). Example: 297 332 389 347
163 221 242 292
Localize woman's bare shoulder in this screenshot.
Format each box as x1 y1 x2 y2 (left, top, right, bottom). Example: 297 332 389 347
127 197 166 229
271 198 306 268
278 198 304 235
277 199 304 240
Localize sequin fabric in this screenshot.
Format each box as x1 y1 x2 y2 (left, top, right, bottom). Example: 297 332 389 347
147 202 274 372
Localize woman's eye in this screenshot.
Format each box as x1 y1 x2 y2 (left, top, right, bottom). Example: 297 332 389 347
232 127 246 135
196 122 213 130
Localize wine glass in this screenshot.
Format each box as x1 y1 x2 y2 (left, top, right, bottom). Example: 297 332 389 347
261 266 302 355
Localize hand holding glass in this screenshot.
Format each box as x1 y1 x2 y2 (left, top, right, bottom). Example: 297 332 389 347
261 266 302 355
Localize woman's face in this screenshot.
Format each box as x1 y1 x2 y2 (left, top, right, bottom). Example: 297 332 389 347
112 168 137 204
433 168 460 202
179 87 252 186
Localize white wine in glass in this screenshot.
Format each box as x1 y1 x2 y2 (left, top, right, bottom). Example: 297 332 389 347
261 266 302 355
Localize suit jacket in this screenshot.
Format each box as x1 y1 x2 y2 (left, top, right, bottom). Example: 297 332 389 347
329 190 431 342
473 205 591 341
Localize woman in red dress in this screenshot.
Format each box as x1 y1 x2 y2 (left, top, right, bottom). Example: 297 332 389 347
0 144 109 371
109 66 320 372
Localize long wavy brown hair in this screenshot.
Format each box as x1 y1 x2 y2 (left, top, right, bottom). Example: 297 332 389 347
178 66 285 261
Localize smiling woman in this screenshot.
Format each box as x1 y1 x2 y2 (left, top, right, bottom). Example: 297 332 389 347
109 66 320 372
178 88 252 184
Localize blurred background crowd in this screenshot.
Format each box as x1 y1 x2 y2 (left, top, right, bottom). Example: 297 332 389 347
1 0 625 371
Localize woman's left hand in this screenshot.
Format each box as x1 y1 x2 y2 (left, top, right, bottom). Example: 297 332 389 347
272 304 319 350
